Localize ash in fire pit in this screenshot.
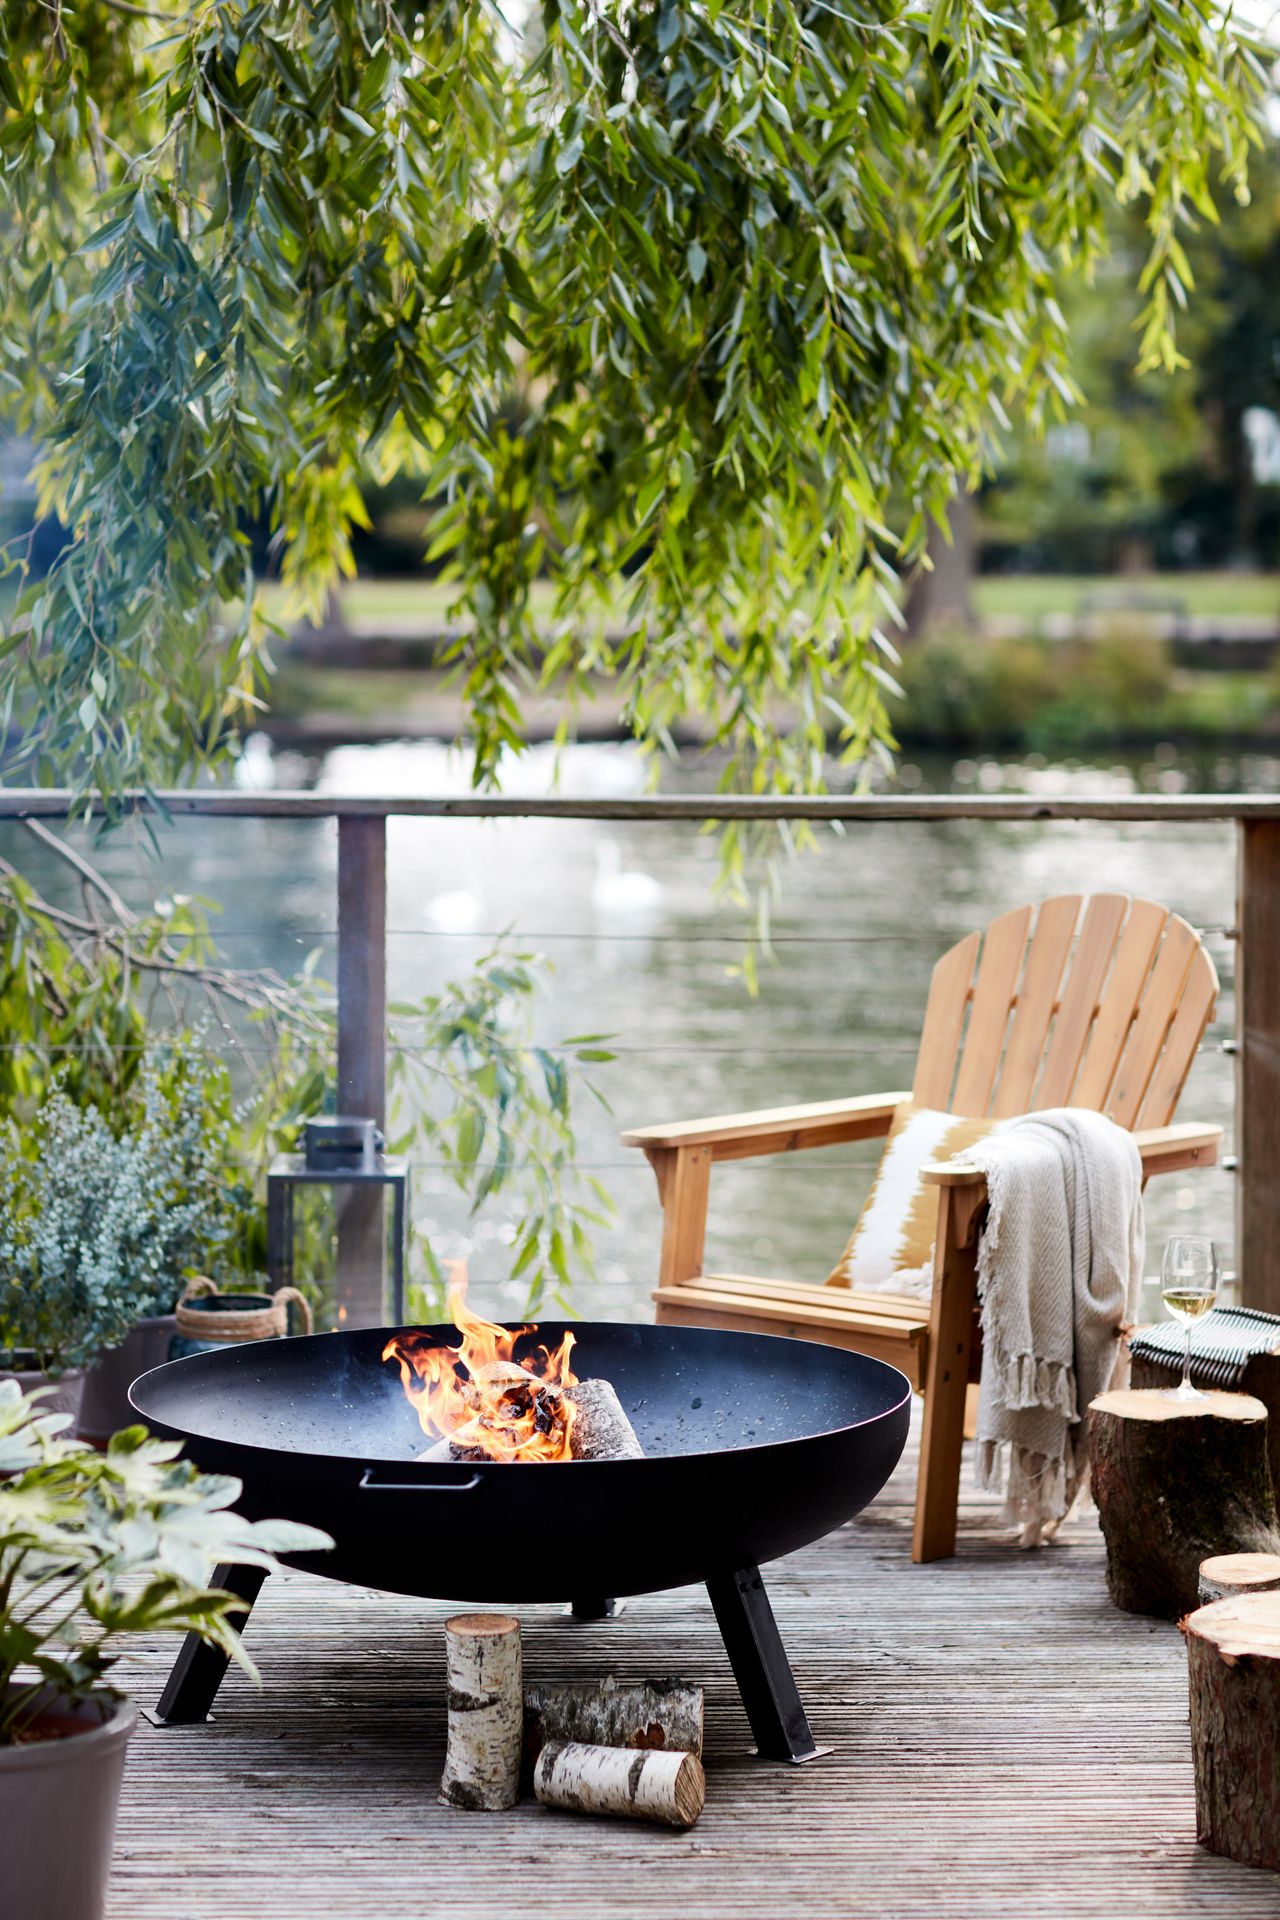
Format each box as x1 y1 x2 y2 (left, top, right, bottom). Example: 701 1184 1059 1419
383 1282 644 1464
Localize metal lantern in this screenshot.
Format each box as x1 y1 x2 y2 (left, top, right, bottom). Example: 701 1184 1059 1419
266 1115 410 1323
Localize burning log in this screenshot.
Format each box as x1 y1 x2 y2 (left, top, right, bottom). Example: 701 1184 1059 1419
564 1379 644 1461
533 1740 706 1829
440 1614 522 1811
524 1679 704 1772
420 1376 644 1464
387 1275 646 1463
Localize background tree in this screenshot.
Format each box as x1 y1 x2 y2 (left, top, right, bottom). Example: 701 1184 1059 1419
0 0 1269 843
984 137 1280 577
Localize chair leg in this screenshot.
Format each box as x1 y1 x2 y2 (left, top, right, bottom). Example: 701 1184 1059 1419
912 1183 984 1564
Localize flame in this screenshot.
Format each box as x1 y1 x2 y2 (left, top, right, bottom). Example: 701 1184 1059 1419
382 1267 577 1463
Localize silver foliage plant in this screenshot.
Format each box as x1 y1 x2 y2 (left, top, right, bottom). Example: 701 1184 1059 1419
0 1382 330 1744
0 1063 238 1373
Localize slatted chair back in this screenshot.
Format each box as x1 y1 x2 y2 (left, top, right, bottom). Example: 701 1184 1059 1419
911 894 1218 1128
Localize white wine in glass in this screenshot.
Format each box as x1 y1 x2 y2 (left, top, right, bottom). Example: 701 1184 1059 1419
1160 1236 1220 1401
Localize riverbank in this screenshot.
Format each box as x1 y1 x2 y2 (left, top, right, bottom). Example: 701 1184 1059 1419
265 628 1280 754
260 572 1280 755
265 570 1280 628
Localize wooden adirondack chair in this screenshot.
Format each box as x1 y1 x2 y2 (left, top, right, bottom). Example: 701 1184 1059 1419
623 894 1223 1563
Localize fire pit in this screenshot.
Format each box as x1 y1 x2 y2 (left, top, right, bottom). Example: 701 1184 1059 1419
130 1321 910 1762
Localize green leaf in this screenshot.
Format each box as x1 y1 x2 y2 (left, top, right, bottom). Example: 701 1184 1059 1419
555 134 583 177
337 105 378 140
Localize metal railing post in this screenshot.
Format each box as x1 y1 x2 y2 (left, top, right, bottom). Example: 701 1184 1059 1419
336 815 388 1325
1236 820 1280 1314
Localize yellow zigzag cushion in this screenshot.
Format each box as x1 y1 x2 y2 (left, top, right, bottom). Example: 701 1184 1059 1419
825 1101 1006 1297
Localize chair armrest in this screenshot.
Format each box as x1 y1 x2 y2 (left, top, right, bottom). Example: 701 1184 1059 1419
621 1091 909 1162
1132 1120 1222 1177
920 1119 1222 1188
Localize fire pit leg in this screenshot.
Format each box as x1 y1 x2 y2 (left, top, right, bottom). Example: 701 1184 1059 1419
565 1597 625 1620
144 1564 268 1727
706 1565 831 1764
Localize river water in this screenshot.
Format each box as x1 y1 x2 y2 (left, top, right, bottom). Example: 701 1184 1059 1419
2 739 1255 1325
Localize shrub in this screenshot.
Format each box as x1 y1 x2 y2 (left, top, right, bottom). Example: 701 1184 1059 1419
0 1061 241 1373
893 628 1175 750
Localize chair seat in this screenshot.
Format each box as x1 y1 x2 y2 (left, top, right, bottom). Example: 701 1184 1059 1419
653 1271 930 1391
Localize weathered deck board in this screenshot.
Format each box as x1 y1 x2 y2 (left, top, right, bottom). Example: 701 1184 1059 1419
107 1421 1280 1917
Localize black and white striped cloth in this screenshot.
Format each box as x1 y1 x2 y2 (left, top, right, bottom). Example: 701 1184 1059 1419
1129 1306 1280 1388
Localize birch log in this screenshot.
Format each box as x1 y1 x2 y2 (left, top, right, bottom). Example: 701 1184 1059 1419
563 1380 644 1461
440 1614 522 1811
1184 1592 1280 1871
533 1740 705 1829
524 1679 704 1774
1198 1552 1280 1607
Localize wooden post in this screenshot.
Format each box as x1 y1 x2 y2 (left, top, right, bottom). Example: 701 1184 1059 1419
336 815 387 1327
1237 821 1280 1315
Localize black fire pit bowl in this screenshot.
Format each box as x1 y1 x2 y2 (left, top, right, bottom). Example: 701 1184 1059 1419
131 1321 911 1763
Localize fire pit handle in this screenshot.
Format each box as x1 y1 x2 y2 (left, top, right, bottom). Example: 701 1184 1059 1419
358 1467 483 1493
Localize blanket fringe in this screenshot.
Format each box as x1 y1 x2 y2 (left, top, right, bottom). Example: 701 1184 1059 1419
987 1347 1077 1418
975 1438 1078 1531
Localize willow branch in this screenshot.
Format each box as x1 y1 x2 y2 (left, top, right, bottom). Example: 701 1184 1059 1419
0 854 330 1039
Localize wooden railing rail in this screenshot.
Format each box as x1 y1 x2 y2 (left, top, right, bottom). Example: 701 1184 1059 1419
0 789 1273 1319
1 789 1280 821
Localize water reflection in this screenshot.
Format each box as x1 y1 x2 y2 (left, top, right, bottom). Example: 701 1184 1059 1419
0 741 1247 1322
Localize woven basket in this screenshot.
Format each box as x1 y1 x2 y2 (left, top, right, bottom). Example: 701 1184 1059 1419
175 1277 312 1345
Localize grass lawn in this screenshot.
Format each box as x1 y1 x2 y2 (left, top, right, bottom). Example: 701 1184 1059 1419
262 570 1280 628
976 571 1280 620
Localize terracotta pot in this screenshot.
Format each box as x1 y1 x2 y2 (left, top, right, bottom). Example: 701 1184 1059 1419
78 1316 178 1446
0 1685 137 1920
0 1366 86 1423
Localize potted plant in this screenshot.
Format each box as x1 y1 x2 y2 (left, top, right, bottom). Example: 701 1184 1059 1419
0 1379 329 1920
0 1061 247 1436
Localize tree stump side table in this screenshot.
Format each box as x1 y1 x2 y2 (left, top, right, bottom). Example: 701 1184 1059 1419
1129 1306 1280 1495
1087 1389 1280 1619
1184 1591 1280 1872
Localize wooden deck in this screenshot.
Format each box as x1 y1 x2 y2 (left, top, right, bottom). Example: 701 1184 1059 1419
108 1417 1280 1918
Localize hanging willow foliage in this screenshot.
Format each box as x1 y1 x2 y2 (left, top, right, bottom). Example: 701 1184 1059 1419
0 1 1269 842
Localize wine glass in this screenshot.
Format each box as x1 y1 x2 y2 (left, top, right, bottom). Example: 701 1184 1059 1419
1160 1236 1220 1401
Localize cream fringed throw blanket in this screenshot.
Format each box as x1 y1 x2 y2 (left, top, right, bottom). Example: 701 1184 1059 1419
958 1108 1145 1546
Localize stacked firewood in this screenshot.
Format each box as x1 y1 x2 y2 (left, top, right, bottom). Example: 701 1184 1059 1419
440 1616 706 1829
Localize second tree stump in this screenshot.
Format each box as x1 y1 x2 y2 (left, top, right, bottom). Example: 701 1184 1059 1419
1184 1592 1280 1871
1198 1552 1280 1606
1087 1389 1280 1618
